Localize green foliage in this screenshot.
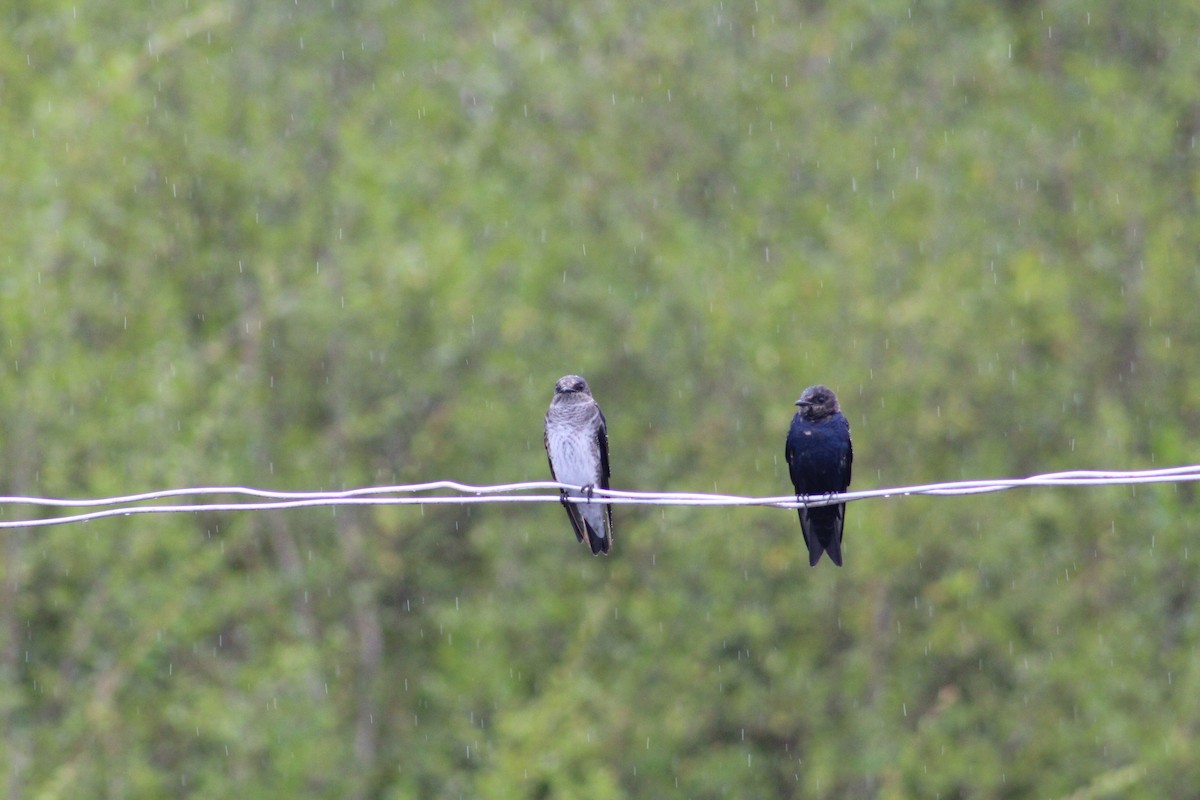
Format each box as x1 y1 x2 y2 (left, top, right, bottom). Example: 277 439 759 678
2 0 1199 796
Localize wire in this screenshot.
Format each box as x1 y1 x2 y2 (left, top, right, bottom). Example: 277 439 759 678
0 465 1196 529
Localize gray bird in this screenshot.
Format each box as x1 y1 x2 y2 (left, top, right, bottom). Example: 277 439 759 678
544 375 613 555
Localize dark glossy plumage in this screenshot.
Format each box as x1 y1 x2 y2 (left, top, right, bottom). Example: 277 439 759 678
785 385 853 567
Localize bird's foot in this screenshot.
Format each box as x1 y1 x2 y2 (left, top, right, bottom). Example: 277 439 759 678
582 483 595 503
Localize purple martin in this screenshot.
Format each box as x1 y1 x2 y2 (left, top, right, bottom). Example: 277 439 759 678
785 385 853 567
544 375 613 555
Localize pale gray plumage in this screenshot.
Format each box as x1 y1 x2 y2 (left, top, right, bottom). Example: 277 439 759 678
544 375 613 555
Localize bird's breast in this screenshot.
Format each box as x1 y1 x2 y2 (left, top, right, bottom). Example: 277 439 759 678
546 427 599 487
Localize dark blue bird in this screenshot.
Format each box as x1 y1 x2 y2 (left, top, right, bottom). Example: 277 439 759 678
785 385 853 567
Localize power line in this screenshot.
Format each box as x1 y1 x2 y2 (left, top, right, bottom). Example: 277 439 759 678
1 465 1196 529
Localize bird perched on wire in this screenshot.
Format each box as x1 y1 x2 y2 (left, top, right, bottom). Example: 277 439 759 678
785 385 853 566
544 375 613 555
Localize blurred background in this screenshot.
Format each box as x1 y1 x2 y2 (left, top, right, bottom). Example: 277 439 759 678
3 0 1200 797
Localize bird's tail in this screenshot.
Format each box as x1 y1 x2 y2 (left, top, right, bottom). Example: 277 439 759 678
799 506 843 567
582 503 613 556
823 523 843 567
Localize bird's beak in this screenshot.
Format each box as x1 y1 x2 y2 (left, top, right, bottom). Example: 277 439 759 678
795 399 809 407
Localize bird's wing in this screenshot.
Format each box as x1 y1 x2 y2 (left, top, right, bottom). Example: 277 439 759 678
595 407 614 541
836 422 851 557
596 407 611 489
843 422 853 486
560 496 588 544
797 508 822 566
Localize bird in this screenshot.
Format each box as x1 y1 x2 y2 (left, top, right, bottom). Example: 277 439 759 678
544 375 613 555
785 385 853 567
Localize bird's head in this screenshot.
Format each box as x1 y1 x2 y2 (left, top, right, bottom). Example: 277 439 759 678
795 385 840 421
554 375 592 398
